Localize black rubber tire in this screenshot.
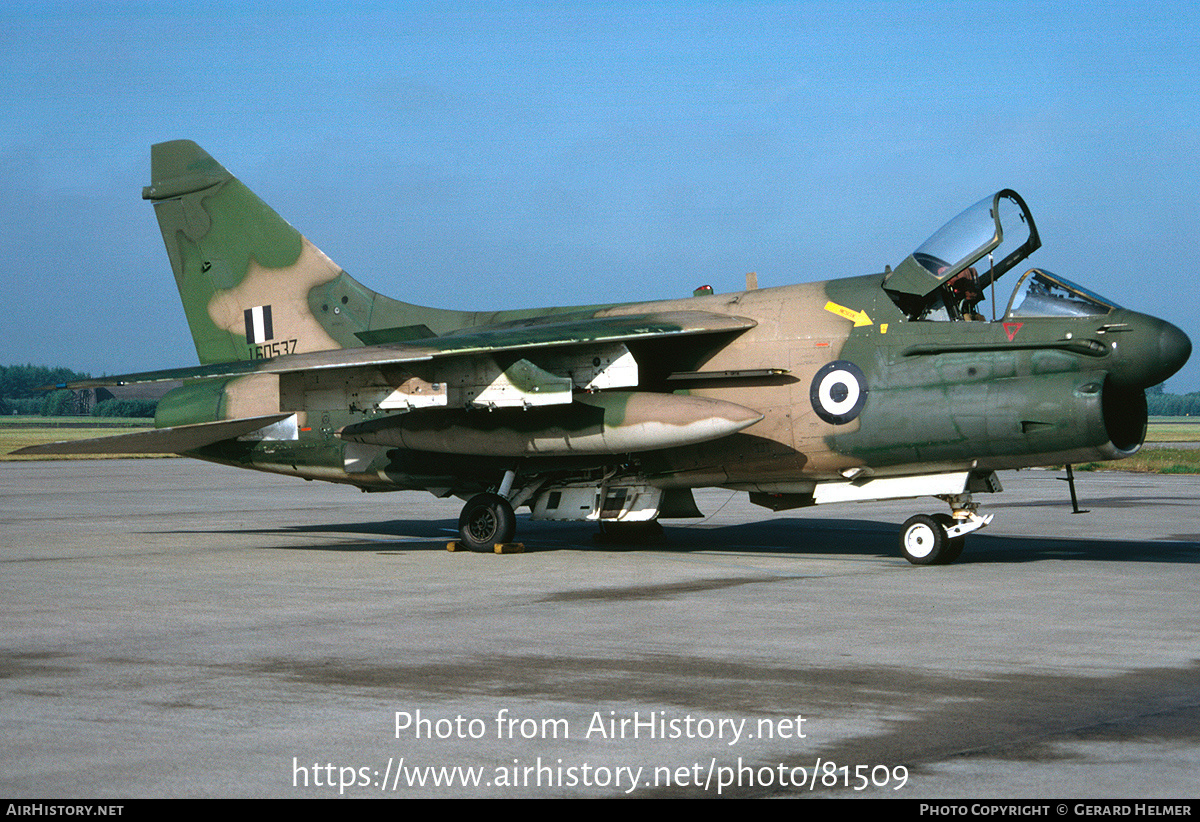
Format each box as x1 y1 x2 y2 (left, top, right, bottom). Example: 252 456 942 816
458 493 516 552
932 513 966 565
900 514 948 565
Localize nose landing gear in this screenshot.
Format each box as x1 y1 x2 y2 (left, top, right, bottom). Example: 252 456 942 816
899 494 991 565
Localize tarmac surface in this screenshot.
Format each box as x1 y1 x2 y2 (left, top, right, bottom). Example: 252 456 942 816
2 459 1199 798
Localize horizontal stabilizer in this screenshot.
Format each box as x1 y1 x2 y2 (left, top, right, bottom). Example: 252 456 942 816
47 310 756 390
10 414 290 456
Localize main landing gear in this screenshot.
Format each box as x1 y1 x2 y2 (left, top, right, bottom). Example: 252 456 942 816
899 494 992 565
457 492 517 551
456 469 544 552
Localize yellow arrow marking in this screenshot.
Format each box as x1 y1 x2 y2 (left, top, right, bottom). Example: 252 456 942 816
824 301 873 327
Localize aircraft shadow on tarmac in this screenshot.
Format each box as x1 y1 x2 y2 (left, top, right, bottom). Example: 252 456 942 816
174 515 1200 565
988 493 1200 511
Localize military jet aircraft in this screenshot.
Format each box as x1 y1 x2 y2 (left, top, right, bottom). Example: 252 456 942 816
19 141 1191 564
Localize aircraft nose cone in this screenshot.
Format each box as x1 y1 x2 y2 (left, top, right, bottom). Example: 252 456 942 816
1158 320 1192 380
1106 311 1192 388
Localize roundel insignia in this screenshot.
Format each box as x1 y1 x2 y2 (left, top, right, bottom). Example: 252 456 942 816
809 360 868 425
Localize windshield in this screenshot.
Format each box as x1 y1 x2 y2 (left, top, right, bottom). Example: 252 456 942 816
1006 269 1119 318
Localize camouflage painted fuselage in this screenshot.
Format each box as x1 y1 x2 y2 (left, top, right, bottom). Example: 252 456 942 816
28 143 1191 531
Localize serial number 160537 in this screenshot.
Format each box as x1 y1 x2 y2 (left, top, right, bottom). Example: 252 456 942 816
251 339 297 359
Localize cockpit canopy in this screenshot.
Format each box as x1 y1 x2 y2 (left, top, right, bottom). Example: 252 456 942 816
885 190 1041 319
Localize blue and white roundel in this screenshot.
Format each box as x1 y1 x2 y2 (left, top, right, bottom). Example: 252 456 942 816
809 360 868 425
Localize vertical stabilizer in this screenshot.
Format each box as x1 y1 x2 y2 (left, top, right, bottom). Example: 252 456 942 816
142 140 347 364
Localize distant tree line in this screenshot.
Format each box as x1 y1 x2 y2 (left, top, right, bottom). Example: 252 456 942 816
0 365 88 415
0 365 157 417
91 398 160 417
1146 386 1200 416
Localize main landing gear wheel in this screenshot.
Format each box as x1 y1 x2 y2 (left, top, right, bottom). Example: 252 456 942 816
900 514 956 566
458 493 516 552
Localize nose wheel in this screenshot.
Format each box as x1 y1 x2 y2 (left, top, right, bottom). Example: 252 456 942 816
900 514 950 565
931 514 966 565
899 501 989 565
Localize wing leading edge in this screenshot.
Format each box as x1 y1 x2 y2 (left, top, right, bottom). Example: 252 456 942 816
49 310 756 390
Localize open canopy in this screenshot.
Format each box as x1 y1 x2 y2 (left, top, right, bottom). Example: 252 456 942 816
885 190 1041 298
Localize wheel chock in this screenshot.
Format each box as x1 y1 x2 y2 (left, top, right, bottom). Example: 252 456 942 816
446 541 525 553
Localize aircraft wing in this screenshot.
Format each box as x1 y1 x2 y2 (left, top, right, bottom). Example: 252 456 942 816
51 310 755 389
10 414 292 456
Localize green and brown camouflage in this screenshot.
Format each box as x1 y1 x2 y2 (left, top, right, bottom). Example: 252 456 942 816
17 144 1191 562
142 140 618 364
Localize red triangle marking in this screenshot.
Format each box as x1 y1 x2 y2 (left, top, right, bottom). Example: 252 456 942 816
1003 322 1023 342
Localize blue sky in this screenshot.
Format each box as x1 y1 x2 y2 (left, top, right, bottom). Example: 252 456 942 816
2 0 1197 391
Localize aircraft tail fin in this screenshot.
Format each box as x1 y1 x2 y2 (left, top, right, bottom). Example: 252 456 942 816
142 140 358 364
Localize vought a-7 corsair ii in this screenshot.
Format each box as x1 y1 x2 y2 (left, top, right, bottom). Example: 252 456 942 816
20 141 1191 564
